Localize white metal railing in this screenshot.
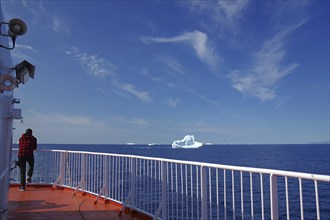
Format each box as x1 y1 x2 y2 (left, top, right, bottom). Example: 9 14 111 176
10 149 330 219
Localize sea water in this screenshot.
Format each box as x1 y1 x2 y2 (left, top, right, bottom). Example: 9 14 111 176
36 143 330 175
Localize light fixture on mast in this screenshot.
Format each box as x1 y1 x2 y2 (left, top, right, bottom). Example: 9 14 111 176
0 18 27 50
11 60 35 85
0 60 35 92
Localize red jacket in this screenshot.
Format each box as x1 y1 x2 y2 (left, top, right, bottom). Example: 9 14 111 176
18 133 37 157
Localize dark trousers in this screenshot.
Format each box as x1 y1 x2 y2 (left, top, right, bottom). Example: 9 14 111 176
18 155 34 186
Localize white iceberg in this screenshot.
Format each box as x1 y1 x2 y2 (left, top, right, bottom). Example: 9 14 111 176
172 135 203 148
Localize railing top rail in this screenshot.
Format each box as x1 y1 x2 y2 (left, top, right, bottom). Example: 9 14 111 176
12 148 330 182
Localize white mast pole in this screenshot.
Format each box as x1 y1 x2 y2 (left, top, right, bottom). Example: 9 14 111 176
0 2 15 220
0 95 14 220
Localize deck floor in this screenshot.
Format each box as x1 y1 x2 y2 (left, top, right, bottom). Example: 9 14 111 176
8 184 146 220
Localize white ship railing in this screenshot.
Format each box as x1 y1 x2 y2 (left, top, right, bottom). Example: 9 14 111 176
10 149 330 220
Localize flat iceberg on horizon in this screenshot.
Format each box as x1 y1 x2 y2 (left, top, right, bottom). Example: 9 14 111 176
172 135 203 148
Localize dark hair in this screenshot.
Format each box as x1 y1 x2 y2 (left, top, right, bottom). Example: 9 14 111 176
25 128 32 135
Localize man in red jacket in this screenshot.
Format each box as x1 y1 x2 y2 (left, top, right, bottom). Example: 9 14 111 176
18 128 37 191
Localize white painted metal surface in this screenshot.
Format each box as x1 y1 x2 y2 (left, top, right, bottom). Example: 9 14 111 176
0 3 14 220
10 149 330 220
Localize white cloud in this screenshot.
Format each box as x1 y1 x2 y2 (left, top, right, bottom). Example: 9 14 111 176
66 46 152 103
142 68 163 82
167 97 179 108
11 43 39 64
188 0 249 35
141 30 218 69
228 24 301 101
13 110 113 144
199 94 221 106
168 60 184 74
159 56 185 75
15 44 39 54
112 80 152 103
31 111 101 126
52 16 70 34
65 46 117 79
275 96 293 108
20 1 70 34
217 0 249 18
130 118 151 126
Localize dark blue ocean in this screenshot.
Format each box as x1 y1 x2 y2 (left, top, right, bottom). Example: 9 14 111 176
36 143 330 175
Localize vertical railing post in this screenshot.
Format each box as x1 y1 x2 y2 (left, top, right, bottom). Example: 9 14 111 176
59 151 66 186
131 157 136 208
224 169 227 220
94 155 110 204
104 156 109 196
52 151 66 189
81 153 86 191
161 161 167 220
232 170 236 220
260 173 264 220
119 157 136 215
270 174 278 220
299 178 304 220
241 171 244 220
250 172 254 220
201 166 208 220
314 180 320 220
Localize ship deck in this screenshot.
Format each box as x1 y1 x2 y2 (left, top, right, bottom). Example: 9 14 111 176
8 184 149 220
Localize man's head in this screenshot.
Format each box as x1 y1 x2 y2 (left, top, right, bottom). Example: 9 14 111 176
25 128 33 135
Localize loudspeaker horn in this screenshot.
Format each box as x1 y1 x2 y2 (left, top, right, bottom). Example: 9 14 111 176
8 18 27 37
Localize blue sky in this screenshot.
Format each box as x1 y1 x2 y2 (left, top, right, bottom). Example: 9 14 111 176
2 0 329 144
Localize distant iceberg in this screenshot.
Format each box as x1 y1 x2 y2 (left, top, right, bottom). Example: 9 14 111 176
172 135 203 148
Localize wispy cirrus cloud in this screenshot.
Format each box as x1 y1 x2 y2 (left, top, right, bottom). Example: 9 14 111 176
167 97 179 108
159 55 185 76
20 0 70 34
188 1 308 101
188 0 249 36
142 68 163 82
112 80 152 103
130 118 152 126
15 43 39 54
24 110 105 127
65 46 152 103
11 43 39 63
15 110 112 144
52 15 70 34
65 46 117 79
228 23 302 101
141 30 219 69
275 96 293 108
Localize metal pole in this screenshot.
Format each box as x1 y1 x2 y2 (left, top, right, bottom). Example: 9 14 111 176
0 3 14 219
161 161 167 220
201 166 208 220
270 174 279 220
131 157 136 208
0 96 13 220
